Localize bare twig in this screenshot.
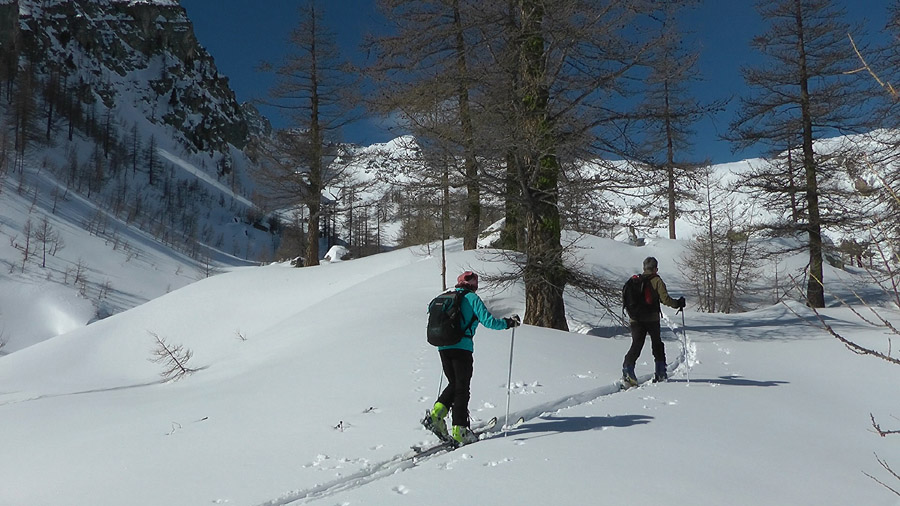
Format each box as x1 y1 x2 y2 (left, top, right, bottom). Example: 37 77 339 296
848 33 898 99
783 274 900 365
871 414 900 438
165 421 182 436
845 33 900 498
863 454 900 497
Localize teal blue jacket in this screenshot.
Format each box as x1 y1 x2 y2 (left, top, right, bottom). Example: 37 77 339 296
437 288 509 352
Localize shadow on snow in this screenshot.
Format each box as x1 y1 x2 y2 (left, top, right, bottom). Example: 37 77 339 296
668 375 788 387
511 414 654 439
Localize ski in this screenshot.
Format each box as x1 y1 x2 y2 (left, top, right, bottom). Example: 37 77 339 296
503 416 525 431
618 378 639 390
619 373 670 390
413 416 498 457
618 376 652 391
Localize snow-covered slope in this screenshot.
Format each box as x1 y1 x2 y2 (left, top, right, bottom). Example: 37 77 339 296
0 0 287 356
0 143 268 354
1 236 898 506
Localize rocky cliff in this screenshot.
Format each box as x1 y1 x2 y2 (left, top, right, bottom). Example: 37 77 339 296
0 0 248 153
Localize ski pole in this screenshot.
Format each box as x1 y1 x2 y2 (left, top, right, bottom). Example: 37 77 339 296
680 309 690 384
504 316 519 435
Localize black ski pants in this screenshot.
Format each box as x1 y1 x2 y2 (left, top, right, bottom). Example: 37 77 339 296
623 319 666 368
436 348 474 427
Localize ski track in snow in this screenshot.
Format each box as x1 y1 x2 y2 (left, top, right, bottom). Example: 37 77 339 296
253 326 693 505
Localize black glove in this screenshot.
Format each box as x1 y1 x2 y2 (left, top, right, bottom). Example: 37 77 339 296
504 315 521 329
677 296 686 309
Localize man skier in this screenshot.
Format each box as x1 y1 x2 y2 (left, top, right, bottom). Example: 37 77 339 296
623 256 685 386
423 271 520 445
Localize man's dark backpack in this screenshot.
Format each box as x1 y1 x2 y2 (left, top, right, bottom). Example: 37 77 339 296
426 290 476 346
622 273 658 319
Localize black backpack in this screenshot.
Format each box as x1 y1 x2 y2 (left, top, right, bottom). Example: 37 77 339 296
622 273 658 319
426 289 476 346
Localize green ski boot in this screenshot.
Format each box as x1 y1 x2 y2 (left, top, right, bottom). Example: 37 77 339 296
451 425 478 446
421 402 451 442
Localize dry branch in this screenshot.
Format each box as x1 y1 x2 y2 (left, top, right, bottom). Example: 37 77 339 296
848 33 898 99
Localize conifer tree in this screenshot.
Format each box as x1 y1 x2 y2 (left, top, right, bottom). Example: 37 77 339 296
253 0 360 266
635 0 723 239
502 1 661 329
10 62 39 172
372 0 661 329
729 0 869 308
369 0 493 251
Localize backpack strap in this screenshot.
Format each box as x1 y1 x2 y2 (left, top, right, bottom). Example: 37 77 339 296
643 273 661 312
457 289 478 337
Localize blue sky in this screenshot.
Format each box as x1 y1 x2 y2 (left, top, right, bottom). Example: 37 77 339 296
181 0 895 165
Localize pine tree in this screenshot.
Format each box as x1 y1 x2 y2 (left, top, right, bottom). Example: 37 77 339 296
729 0 870 308
635 0 723 239
370 0 495 251
253 0 360 267
146 135 158 186
499 0 659 329
372 0 663 329
10 62 39 172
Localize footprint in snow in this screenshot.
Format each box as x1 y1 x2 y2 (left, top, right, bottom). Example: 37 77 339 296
393 485 410 495
304 454 329 468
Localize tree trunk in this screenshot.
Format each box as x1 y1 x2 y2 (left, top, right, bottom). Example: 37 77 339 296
705 179 717 313
519 0 568 331
500 150 525 251
664 80 677 240
452 0 480 250
795 1 824 308
524 205 568 329
306 199 320 266
304 3 323 267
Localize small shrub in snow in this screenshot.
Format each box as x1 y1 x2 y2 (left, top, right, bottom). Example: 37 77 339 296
149 331 197 381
